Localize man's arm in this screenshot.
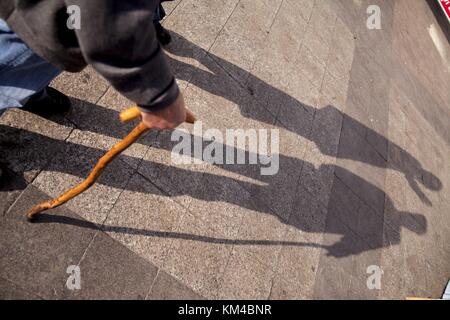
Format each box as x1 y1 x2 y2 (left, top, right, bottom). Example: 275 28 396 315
68 0 184 127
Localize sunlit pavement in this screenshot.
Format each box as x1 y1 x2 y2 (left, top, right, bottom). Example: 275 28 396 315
1 0 449 299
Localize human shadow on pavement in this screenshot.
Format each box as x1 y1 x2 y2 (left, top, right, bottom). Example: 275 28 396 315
0 123 427 257
0 29 440 258
43 31 441 206
164 32 442 205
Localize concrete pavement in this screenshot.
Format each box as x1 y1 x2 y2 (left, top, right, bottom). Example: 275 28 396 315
1 0 450 299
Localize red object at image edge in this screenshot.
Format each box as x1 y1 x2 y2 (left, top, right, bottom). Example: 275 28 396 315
438 0 450 22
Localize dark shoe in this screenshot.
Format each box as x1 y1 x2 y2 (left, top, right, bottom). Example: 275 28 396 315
154 22 172 46
22 87 71 117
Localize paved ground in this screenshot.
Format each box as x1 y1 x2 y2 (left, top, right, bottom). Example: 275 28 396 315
1 0 450 299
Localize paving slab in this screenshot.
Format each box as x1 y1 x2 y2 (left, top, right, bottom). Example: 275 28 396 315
217 247 275 300
163 0 239 51
1 0 450 299
0 167 27 217
68 232 158 300
50 66 109 105
0 108 73 182
0 277 42 300
103 172 187 268
162 213 234 298
210 0 282 84
273 229 325 299
147 270 204 300
0 184 97 299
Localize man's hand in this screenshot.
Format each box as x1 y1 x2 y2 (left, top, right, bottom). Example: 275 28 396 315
140 93 186 130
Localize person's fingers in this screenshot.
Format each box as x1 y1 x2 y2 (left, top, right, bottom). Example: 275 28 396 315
140 93 186 130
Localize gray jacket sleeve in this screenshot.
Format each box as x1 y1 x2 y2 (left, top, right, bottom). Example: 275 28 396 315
67 0 179 112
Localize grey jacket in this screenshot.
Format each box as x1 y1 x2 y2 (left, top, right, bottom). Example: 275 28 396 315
0 0 178 111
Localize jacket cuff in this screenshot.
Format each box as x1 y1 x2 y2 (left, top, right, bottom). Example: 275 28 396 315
137 78 180 113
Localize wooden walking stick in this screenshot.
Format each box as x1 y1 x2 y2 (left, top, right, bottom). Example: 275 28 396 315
26 106 196 221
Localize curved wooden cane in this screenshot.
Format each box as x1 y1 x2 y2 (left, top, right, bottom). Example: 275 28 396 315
26 106 196 221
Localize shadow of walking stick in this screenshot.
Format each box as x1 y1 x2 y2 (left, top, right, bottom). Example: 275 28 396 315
26 106 196 221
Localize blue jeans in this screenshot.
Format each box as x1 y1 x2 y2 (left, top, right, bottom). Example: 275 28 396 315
0 19 61 115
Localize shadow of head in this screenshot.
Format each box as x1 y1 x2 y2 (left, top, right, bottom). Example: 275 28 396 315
406 167 442 207
402 212 427 235
420 169 443 191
